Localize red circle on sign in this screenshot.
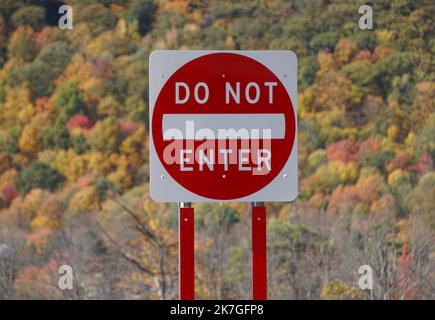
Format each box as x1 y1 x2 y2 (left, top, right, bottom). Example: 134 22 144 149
152 53 295 200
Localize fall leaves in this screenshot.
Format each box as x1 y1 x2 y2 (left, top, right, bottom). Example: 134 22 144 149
0 0 434 299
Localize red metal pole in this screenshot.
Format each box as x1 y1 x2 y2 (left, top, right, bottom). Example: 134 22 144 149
252 202 267 300
179 202 195 300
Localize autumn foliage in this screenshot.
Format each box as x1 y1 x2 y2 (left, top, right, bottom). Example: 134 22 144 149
0 0 434 300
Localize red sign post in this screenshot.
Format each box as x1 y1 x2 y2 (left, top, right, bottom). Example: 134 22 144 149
179 203 194 300
252 203 267 300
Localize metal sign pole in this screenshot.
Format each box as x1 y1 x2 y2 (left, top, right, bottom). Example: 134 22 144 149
179 202 195 300
251 202 267 300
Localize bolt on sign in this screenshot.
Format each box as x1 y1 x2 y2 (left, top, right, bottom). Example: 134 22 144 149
149 51 297 202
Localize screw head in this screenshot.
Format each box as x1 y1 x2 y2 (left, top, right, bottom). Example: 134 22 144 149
160 175 165 179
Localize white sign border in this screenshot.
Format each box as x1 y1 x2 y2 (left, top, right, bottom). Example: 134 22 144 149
149 50 298 202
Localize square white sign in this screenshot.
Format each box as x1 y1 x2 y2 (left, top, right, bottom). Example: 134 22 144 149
149 50 297 202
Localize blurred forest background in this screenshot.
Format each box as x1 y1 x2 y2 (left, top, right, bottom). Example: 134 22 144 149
0 0 434 300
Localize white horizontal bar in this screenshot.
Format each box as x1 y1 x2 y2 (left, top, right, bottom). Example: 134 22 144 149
162 113 285 139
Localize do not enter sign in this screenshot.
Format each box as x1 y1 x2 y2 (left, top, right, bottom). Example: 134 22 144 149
149 51 297 202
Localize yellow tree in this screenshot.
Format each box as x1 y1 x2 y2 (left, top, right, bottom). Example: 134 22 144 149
68 186 99 215
18 123 39 156
334 38 357 65
0 85 34 127
31 195 64 230
50 149 87 182
120 126 147 168
89 117 121 154
411 82 435 126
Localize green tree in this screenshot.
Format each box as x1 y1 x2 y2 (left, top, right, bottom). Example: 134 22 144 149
125 0 157 36
368 150 395 173
77 3 117 36
411 173 435 230
7 26 36 62
71 133 89 155
17 162 65 193
4 127 21 154
41 125 70 150
11 5 45 30
0 14 6 66
7 60 54 98
35 41 74 79
412 113 435 158
54 81 88 125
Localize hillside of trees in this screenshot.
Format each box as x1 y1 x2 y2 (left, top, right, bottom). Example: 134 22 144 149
0 0 434 299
